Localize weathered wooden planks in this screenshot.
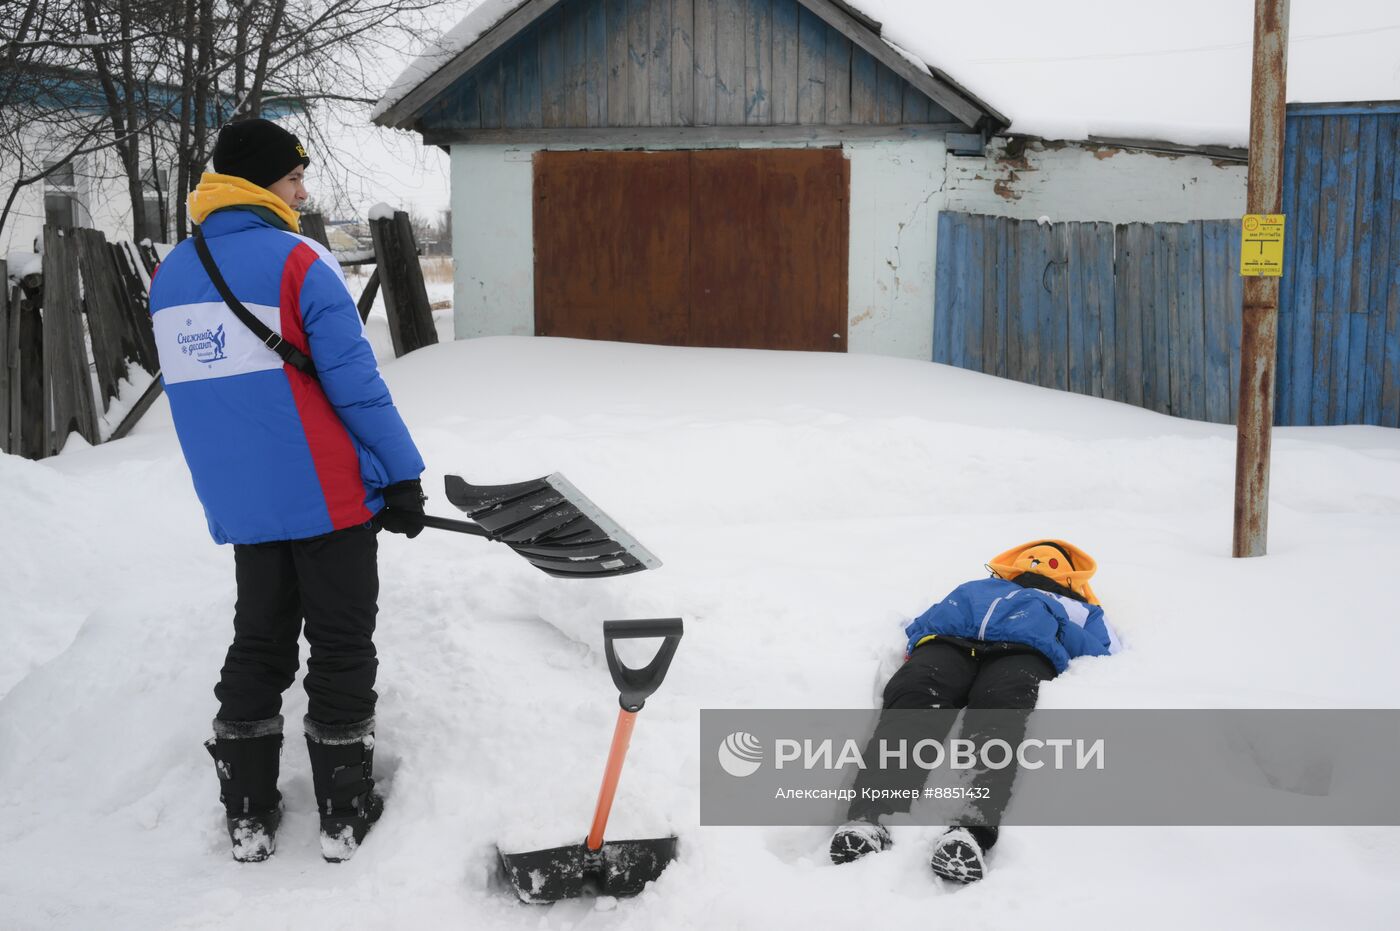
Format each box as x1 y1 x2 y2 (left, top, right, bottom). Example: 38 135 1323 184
743 0 772 124
72 228 130 414
795 5 825 125
1381 116 1400 428
0 263 9 454
15 284 44 458
1276 107 1400 426
693 0 718 124
423 0 960 133
770 0 798 124
41 228 101 454
627 0 651 125
671 0 693 125
936 213 1251 425
368 212 440 358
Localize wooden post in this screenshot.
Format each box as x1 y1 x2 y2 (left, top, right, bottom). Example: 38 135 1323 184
1233 0 1290 557
42 227 101 455
0 262 9 454
74 229 130 414
368 210 439 357
110 240 159 372
300 212 331 249
17 288 44 459
109 377 165 442
356 267 381 323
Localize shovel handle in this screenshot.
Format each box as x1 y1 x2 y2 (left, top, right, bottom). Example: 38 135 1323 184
416 514 491 538
586 708 636 851
604 618 684 712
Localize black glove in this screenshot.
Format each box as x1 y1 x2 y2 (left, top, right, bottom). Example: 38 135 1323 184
376 478 427 538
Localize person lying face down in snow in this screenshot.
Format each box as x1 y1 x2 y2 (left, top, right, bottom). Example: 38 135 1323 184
829 539 1120 883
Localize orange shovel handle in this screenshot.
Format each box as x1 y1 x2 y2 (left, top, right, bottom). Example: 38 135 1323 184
585 708 637 851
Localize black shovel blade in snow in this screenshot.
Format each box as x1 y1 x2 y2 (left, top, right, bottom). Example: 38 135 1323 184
498 836 679 904
427 473 661 579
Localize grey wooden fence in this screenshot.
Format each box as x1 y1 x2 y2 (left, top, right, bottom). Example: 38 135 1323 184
1 228 160 459
934 212 1248 424
368 210 438 356
4 210 439 460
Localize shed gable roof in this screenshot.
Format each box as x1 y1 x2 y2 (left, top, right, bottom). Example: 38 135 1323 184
373 0 1008 134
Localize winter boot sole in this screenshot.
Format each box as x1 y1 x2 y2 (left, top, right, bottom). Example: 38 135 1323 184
829 822 892 865
929 830 986 883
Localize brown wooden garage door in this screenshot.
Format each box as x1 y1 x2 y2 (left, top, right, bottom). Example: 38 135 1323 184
533 148 849 351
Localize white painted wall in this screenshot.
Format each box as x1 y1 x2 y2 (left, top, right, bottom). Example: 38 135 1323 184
945 136 1248 223
449 136 949 359
447 133 1247 361
450 144 538 339
845 137 947 360
2 120 179 256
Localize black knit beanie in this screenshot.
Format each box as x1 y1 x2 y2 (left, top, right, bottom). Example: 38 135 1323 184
211 119 310 190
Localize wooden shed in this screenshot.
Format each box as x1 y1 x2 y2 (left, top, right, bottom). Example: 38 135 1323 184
373 0 1009 357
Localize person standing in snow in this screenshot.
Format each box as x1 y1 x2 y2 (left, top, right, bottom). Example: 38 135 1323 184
147 119 427 863
829 540 1119 882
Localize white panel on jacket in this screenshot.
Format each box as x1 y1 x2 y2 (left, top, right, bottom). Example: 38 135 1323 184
154 300 285 384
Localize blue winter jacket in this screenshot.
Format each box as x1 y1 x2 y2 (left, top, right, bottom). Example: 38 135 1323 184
149 207 424 544
904 578 1119 673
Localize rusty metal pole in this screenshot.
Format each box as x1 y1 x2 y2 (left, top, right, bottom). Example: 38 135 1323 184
1233 0 1290 558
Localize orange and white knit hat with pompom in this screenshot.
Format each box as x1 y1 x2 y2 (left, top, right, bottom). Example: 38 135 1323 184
988 539 1100 605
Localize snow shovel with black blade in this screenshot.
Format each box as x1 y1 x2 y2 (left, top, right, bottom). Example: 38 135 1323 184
417 474 661 579
499 618 684 904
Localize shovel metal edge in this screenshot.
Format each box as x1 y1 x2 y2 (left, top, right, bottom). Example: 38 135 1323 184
542 473 663 571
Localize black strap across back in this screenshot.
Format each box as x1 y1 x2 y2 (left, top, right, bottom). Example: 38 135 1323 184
192 225 318 381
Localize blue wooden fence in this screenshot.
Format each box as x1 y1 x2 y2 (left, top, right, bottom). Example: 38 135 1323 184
936 103 1400 428
1279 103 1400 427
934 213 1245 423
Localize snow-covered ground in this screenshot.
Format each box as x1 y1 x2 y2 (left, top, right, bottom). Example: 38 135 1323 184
3 336 1400 929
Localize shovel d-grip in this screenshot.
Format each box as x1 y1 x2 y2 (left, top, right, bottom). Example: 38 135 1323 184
604 618 684 713
583 619 684 854
498 619 685 903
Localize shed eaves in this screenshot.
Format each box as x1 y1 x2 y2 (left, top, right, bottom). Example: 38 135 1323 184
371 0 1008 132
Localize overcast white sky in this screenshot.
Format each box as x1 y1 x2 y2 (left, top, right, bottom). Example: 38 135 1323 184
309 0 1400 223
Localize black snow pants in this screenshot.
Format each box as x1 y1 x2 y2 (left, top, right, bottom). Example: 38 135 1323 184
847 638 1056 848
214 524 379 726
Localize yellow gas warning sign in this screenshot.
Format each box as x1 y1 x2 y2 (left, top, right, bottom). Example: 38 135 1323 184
1240 214 1285 277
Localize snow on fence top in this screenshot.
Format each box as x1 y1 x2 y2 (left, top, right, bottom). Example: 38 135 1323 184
374 0 1400 147
367 202 400 222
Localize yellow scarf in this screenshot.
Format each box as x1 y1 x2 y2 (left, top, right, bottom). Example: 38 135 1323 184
187 172 301 233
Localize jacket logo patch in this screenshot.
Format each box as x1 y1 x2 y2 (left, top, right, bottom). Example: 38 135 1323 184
177 320 228 364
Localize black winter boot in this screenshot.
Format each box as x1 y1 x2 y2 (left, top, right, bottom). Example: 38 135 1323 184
305 716 383 862
929 826 995 883
206 716 284 862
829 819 893 864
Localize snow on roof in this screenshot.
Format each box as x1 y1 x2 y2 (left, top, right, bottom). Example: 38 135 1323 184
372 0 517 122
374 0 1400 147
854 0 1400 147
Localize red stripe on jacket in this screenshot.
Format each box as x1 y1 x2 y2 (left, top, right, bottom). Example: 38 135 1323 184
279 242 373 530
